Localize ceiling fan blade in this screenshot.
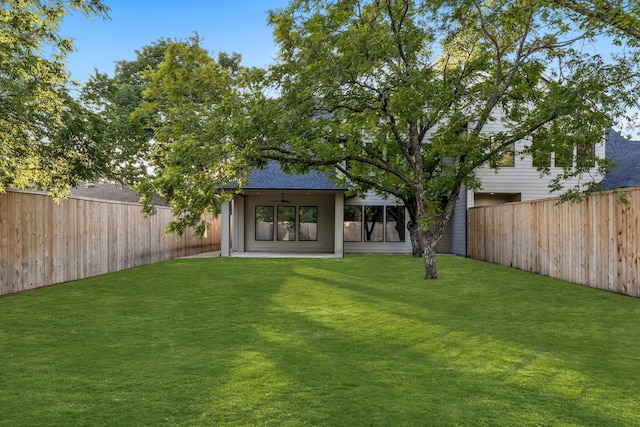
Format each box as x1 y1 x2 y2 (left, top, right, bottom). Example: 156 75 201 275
270 193 291 203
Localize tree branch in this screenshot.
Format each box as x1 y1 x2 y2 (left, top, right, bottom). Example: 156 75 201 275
552 0 640 41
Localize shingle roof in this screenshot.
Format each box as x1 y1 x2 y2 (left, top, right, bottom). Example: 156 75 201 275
240 161 348 190
69 183 169 206
601 130 640 190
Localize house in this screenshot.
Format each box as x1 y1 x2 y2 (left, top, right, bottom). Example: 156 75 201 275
69 183 170 207
220 162 349 257
220 161 416 257
221 129 606 257
601 129 640 190
448 128 606 256
222 131 604 258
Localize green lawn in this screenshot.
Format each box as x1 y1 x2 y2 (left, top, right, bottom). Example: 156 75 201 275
1 255 640 426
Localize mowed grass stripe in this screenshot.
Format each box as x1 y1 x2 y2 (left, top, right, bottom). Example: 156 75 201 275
1 255 639 426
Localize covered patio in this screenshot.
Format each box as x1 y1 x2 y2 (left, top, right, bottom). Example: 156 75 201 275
220 162 349 258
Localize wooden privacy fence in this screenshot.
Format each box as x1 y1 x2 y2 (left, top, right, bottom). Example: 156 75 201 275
0 189 221 296
469 187 640 297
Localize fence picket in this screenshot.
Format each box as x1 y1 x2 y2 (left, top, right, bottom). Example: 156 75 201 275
469 187 640 297
0 190 220 296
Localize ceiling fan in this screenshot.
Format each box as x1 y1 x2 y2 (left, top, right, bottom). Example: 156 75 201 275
271 193 291 203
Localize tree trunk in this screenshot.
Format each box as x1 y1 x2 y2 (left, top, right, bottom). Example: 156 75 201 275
423 233 438 279
420 183 463 279
407 220 424 257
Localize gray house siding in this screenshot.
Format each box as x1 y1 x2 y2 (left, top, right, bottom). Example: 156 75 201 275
449 189 468 256
243 192 336 253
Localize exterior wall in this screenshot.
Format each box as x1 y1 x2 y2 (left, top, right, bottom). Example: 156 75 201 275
434 110 606 256
334 193 344 257
231 196 244 252
472 130 606 202
243 192 336 253
435 221 452 254
449 188 468 256
344 192 413 255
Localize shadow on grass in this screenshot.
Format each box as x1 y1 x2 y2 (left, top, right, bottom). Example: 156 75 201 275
0 258 293 426
2 256 640 426
191 257 640 426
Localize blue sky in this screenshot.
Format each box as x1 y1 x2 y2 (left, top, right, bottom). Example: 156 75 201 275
60 1 638 136
61 0 290 82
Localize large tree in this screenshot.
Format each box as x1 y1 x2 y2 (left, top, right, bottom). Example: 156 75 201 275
253 0 640 278
80 39 170 186
132 36 260 235
0 0 110 197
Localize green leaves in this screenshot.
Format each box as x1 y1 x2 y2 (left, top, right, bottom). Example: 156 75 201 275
0 0 110 196
133 36 256 235
262 0 640 272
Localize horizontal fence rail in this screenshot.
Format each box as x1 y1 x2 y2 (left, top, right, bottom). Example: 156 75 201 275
0 190 220 296
469 187 640 297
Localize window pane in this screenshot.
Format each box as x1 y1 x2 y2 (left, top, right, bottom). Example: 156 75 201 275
255 206 273 241
364 206 384 242
343 205 362 242
491 137 514 167
299 206 318 241
385 206 405 242
277 206 296 241
532 151 551 169
531 135 551 169
497 143 515 167
577 142 595 168
554 137 574 168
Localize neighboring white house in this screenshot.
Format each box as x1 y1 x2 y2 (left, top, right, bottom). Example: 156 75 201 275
448 136 605 256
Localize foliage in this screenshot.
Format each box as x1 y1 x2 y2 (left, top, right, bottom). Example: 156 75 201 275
257 0 640 278
133 36 262 235
2 255 640 425
0 0 110 198
549 0 640 44
79 39 170 186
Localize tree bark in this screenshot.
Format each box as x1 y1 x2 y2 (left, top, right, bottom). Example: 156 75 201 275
421 182 463 279
423 235 438 279
407 220 424 257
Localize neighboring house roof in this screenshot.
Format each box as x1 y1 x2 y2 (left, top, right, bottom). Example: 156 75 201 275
234 161 348 191
601 130 640 190
69 183 169 207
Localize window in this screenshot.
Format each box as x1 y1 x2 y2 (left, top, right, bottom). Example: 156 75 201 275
554 137 574 168
255 206 274 241
299 206 318 241
344 205 405 242
344 206 362 242
364 206 384 242
530 135 551 168
277 206 296 241
385 206 405 242
576 142 596 168
256 205 318 242
532 149 551 169
491 136 514 167
497 142 515 167
532 132 596 169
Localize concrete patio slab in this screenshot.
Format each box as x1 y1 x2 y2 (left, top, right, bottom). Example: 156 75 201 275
181 251 339 259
